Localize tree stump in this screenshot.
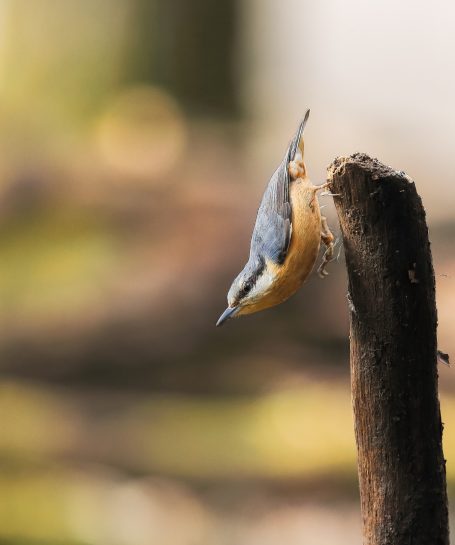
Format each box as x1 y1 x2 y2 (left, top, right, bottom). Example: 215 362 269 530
328 153 449 545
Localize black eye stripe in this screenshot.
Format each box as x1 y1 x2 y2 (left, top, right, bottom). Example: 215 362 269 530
244 281 253 292
233 257 266 306
236 258 266 303
237 283 251 300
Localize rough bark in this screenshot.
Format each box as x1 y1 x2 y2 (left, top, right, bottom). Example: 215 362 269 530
328 153 449 545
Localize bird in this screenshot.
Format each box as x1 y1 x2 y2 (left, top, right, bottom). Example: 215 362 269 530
216 110 334 327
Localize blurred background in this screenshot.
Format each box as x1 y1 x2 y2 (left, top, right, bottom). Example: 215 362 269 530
0 0 454 543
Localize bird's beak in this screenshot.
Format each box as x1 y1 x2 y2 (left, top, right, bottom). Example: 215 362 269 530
216 306 239 327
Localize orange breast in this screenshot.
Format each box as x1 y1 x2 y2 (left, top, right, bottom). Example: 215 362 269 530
244 177 322 314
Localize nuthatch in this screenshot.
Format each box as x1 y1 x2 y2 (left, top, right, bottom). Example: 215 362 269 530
216 110 334 326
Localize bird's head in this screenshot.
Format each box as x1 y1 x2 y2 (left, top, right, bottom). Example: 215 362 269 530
216 256 276 326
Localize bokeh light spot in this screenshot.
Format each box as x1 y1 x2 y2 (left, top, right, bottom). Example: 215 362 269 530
96 85 187 181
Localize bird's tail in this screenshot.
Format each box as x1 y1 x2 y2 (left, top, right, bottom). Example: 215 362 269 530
289 109 310 162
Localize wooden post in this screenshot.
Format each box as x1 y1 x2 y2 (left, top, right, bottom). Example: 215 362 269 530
328 153 449 545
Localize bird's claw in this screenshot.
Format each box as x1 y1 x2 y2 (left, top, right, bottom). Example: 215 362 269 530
318 216 335 278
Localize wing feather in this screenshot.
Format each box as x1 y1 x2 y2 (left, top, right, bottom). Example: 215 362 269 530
250 112 309 264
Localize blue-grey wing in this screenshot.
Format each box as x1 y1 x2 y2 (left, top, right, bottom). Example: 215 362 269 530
250 114 308 264
250 159 291 264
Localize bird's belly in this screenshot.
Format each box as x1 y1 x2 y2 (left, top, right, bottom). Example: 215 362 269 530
257 178 321 311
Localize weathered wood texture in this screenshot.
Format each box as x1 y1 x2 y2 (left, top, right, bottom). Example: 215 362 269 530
328 154 449 545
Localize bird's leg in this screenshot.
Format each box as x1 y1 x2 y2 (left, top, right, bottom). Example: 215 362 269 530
315 181 331 191
317 215 335 278
314 181 341 197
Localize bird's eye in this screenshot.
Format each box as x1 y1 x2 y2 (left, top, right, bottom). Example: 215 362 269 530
243 280 253 294
234 278 255 305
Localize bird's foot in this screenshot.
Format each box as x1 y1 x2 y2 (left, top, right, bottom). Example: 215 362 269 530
317 216 335 278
